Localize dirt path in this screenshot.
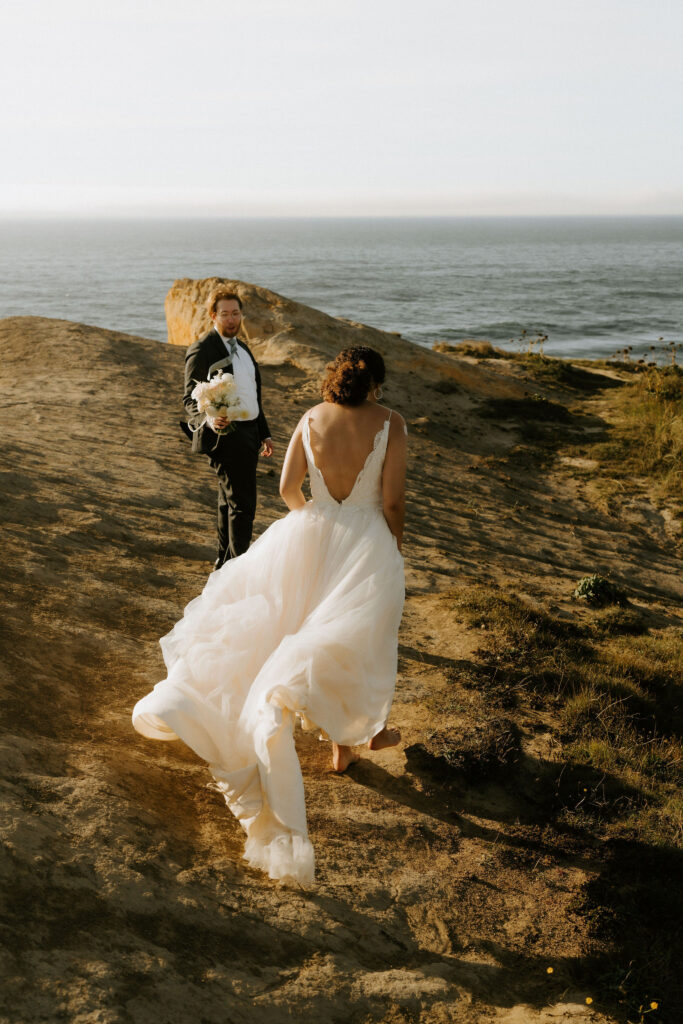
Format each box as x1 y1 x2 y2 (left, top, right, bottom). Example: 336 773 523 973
2 317 679 1023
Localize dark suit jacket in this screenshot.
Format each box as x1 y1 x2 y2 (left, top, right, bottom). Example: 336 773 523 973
182 329 271 456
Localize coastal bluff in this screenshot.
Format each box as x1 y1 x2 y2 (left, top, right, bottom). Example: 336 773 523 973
1 304 681 1024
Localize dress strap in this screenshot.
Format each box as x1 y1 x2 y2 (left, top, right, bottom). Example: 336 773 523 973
375 412 393 462
302 413 322 475
302 413 313 457
384 409 407 436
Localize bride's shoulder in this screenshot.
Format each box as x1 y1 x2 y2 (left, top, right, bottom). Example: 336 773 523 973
306 402 328 416
299 402 327 423
294 403 326 432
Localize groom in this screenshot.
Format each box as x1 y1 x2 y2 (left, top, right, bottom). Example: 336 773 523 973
183 288 273 569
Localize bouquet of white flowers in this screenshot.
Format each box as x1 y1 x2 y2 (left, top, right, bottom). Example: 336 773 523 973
190 372 252 435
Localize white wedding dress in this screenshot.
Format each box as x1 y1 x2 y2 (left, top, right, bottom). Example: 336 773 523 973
132 410 405 884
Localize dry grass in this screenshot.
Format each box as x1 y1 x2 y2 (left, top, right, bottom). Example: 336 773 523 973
589 367 683 501
445 587 683 835
437 584 683 1021
414 585 682 838
590 607 648 636
510 353 613 392
405 716 521 782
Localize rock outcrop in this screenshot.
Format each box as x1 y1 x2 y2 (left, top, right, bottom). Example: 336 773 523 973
165 277 526 399
165 277 402 372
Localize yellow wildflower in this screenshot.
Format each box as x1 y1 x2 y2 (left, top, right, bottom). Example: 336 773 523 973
586 997 593 1004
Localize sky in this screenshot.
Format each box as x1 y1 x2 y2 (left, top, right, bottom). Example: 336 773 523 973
1 0 682 216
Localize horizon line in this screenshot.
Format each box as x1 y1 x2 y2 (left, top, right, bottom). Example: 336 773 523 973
3 211 683 221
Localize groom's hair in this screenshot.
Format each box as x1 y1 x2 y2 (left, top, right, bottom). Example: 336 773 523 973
207 288 243 316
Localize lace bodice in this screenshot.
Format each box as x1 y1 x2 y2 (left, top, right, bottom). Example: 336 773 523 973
302 413 392 510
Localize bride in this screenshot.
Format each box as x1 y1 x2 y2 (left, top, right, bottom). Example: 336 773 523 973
132 346 407 884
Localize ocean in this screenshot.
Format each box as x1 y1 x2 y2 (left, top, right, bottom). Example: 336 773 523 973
1 216 681 361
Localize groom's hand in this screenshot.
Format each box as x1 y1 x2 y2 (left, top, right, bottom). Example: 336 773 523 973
209 416 231 431
261 438 274 457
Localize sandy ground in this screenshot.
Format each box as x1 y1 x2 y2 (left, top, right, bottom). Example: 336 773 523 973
1 314 680 1024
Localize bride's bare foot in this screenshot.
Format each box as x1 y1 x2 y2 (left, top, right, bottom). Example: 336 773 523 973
368 726 401 751
332 743 359 773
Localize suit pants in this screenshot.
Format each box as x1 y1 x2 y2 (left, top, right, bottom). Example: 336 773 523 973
209 421 260 564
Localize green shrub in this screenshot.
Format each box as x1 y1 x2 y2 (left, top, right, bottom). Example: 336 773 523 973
574 574 628 607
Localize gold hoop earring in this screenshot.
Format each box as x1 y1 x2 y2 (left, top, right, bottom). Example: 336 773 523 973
374 386 383 400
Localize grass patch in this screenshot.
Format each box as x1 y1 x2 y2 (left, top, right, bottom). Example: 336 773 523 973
405 717 520 783
429 584 683 1021
444 585 683 838
586 366 683 501
436 339 619 394
573 357 647 375
590 607 647 637
510 353 613 392
435 341 619 395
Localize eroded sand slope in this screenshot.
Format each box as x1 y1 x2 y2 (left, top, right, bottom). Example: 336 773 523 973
1 313 680 1024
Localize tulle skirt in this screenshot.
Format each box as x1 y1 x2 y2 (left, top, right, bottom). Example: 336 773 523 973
132 500 405 884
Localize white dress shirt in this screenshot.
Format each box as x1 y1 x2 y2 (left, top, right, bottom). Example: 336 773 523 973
218 334 259 421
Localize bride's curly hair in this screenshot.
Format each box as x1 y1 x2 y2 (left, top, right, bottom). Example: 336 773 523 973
321 347 386 406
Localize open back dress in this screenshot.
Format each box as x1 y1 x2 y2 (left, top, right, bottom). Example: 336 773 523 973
132 410 405 884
